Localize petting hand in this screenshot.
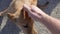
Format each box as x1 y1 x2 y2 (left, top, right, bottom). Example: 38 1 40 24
23 4 46 21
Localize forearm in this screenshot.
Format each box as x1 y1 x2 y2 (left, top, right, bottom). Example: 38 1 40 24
40 13 60 34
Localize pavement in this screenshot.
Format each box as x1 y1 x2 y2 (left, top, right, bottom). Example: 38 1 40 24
0 0 60 34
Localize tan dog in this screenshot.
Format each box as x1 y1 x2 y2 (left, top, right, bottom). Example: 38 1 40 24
8 0 38 34
0 0 38 34
0 0 49 34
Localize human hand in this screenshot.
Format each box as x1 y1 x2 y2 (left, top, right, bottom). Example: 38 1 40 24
23 4 46 21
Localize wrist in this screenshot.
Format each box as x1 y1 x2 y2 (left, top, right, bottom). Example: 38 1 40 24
39 12 49 21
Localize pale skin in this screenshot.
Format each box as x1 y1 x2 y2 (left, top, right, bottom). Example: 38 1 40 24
23 4 60 34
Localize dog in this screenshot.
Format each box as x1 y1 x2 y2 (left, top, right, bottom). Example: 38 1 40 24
0 0 49 34
8 0 38 34
0 0 38 34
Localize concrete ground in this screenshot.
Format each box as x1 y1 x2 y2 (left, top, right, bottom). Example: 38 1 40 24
0 0 60 34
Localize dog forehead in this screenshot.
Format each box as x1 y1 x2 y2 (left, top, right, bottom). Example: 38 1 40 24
15 0 32 10
24 0 32 4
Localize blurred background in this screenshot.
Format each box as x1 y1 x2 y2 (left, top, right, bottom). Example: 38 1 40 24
0 0 60 34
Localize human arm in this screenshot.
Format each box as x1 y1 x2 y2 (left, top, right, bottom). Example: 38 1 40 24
23 4 60 34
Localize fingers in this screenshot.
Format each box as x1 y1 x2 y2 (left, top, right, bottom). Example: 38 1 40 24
23 4 43 14
23 4 37 14
23 4 34 17
23 4 31 13
23 4 40 16
31 5 44 14
23 4 43 16
23 4 44 21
